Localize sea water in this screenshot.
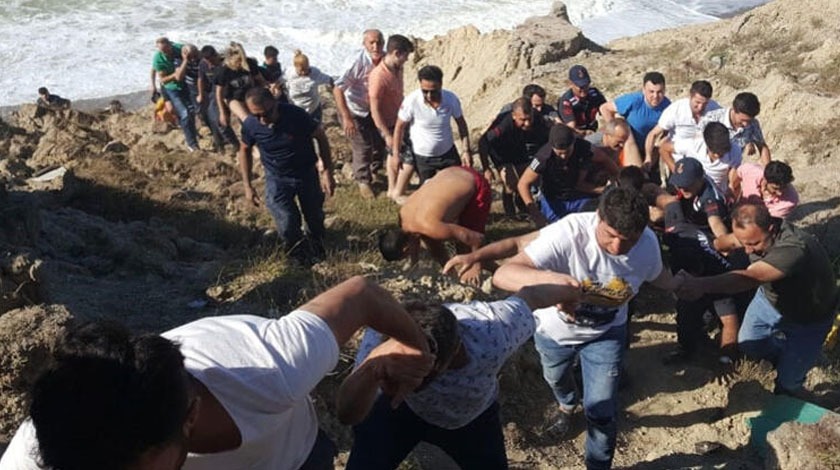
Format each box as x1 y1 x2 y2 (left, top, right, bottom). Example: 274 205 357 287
0 0 768 107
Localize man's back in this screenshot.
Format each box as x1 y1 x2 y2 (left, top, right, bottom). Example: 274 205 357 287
400 166 476 228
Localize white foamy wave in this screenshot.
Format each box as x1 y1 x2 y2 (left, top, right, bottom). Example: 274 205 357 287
0 0 767 107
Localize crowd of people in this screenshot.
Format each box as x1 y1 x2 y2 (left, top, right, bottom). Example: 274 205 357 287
4 26 837 470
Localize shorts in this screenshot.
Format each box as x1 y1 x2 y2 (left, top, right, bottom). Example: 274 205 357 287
458 167 492 234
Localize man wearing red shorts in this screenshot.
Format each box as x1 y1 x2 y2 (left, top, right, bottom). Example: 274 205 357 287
379 166 491 285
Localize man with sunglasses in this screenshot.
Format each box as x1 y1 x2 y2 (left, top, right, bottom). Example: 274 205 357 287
338 282 581 469
232 87 334 263
676 201 837 396
558 64 607 136
391 65 472 197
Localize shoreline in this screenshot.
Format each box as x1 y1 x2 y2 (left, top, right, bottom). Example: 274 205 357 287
0 1 768 121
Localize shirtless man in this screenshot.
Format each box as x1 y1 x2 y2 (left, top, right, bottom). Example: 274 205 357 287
379 166 491 285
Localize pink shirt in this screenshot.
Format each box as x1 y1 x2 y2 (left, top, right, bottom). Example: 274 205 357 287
737 163 799 218
368 62 404 129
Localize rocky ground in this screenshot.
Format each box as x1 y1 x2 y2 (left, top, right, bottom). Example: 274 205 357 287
2 0 840 468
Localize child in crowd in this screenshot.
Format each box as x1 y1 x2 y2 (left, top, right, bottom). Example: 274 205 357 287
286 49 334 122
261 45 287 101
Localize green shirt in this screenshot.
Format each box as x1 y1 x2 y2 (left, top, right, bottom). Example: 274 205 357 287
152 43 184 91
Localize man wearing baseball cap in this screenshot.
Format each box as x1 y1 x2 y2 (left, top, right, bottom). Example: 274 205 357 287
557 64 607 135
649 157 746 364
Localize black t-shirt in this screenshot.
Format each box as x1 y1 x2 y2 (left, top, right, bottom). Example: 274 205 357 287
753 222 838 324
260 63 283 83
199 60 222 96
479 111 549 167
217 58 261 102
240 103 319 178
184 59 200 90
558 87 607 132
529 138 593 200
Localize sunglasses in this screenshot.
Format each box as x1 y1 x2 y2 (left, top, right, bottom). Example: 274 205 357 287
421 88 441 97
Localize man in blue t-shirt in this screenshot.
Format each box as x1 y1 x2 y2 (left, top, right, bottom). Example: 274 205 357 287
600 71 670 170
231 87 335 263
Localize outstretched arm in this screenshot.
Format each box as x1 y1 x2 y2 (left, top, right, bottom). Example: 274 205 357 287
443 229 540 277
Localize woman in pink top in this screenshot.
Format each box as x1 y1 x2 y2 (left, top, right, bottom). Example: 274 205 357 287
735 161 799 218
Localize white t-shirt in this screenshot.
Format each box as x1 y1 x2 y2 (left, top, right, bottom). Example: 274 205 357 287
658 97 720 158
287 66 333 115
524 212 662 345
694 143 742 194
335 49 377 117
397 89 463 157
354 297 534 429
0 311 339 470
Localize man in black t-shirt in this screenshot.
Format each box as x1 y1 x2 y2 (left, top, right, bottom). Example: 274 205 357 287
231 87 335 263
479 98 549 217
517 125 616 227
678 202 838 395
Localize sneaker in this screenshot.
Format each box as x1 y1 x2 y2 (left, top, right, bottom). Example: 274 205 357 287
186 145 198 153
544 409 574 437
358 183 375 200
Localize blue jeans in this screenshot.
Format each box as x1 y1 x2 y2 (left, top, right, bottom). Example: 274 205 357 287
539 195 595 223
298 428 337 470
206 98 239 150
534 325 625 470
346 394 508 470
738 288 833 394
264 169 325 248
162 86 198 148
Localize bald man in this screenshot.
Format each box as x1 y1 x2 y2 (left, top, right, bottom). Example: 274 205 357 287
379 166 491 285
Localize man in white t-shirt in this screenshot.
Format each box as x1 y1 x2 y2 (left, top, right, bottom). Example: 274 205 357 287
391 65 472 197
337 283 580 469
646 80 720 182
0 277 432 470
700 92 771 165
492 187 677 470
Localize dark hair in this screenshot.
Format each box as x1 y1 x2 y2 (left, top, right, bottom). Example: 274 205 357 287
549 124 575 149
30 321 189 470
689 80 713 99
511 97 532 115
386 34 414 55
703 121 731 155
598 187 649 236
617 166 645 191
404 303 460 371
764 161 794 186
264 45 279 57
732 92 760 117
379 228 410 261
732 201 774 232
244 86 274 107
38 87 49 95
200 45 218 60
522 84 546 99
643 71 665 86
417 65 443 83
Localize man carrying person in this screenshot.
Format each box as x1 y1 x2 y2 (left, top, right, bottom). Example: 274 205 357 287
339 282 580 469
649 157 743 363
0 276 434 470
701 91 771 165
518 125 618 227
677 201 838 397
152 37 199 152
693 121 742 196
334 29 386 198
479 97 550 218
366 34 415 201
391 65 473 198
645 80 720 181
600 71 670 169
558 65 607 135
379 166 491 285
233 87 335 264
492 187 677 470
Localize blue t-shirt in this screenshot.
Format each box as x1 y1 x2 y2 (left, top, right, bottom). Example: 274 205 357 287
241 103 319 178
614 91 670 151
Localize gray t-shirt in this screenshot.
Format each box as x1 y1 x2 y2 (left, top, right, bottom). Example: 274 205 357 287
753 221 838 324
